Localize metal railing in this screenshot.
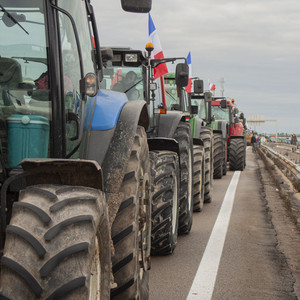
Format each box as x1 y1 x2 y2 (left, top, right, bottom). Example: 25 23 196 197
259 144 300 184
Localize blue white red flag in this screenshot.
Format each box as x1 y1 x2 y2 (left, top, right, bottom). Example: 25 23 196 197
185 51 192 93
148 13 168 79
209 82 216 91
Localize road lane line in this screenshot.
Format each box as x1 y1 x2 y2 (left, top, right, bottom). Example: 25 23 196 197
186 171 241 300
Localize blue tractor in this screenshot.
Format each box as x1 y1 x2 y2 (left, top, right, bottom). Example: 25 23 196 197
0 0 152 299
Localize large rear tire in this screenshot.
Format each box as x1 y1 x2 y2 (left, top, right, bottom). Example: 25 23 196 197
173 123 193 235
213 133 224 179
150 150 179 255
200 127 214 203
0 185 111 300
193 145 205 212
111 126 151 300
229 138 246 171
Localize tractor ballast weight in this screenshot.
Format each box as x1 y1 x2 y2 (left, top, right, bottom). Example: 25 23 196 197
0 1 152 299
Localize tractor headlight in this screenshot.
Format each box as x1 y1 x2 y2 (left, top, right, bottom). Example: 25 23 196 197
125 53 138 63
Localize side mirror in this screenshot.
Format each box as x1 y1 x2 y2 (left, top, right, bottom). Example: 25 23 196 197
239 112 244 119
191 105 199 115
121 0 152 12
175 63 189 88
220 99 227 108
194 80 203 93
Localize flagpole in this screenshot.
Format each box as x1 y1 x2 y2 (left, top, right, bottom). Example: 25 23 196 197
160 76 167 110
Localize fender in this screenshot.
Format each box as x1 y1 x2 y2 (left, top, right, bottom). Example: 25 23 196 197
158 111 185 138
100 100 149 193
190 117 206 139
85 90 148 167
211 120 228 139
91 89 128 131
193 138 204 146
229 135 245 139
19 159 103 190
148 137 180 155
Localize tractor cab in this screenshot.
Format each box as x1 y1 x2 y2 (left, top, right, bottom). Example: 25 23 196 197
164 73 190 113
0 0 103 174
103 48 145 100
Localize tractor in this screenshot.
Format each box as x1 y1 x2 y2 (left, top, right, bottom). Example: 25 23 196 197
0 1 152 299
106 45 190 255
165 75 214 209
211 97 247 171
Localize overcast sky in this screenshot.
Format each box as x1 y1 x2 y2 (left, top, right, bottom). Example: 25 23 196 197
94 0 300 134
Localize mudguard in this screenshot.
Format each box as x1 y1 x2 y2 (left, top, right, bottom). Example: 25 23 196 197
211 120 228 139
148 137 180 155
19 159 103 190
95 100 149 193
91 89 128 131
190 117 206 139
158 111 185 138
85 89 148 166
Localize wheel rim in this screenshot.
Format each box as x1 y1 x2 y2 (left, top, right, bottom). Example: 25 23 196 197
89 236 101 300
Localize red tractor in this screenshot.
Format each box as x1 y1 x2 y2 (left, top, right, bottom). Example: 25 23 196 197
211 97 246 171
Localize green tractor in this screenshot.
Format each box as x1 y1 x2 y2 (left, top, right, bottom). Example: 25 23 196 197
189 80 227 182
0 1 153 299
164 75 214 210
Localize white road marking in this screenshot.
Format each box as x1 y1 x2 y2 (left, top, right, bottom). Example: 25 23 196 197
186 171 241 300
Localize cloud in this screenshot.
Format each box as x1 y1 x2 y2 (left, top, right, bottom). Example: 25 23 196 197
94 0 300 133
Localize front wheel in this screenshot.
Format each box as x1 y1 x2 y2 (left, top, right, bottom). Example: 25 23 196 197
229 138 246 171
150 150 180 255
111 126 151 300
213 133 224 179
200 127 214 203
0 185 111 300
173 122 194 235
193 145 205 212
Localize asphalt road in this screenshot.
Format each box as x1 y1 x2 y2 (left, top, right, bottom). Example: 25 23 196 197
149 148 298 300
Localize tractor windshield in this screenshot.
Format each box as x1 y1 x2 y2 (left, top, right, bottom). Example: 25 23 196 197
164 77 179 110
211 106 230 122
103 64 144 100
191 98 206 119
0 1 50 168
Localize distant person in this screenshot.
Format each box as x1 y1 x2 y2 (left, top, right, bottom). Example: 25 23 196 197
291 133 298 152
251 133 257 153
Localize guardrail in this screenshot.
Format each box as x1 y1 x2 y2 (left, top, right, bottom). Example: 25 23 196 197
259 144 300 189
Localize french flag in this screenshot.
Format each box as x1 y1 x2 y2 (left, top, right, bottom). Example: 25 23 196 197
185 52 192 93
209 82 216 91
148 13 168 79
